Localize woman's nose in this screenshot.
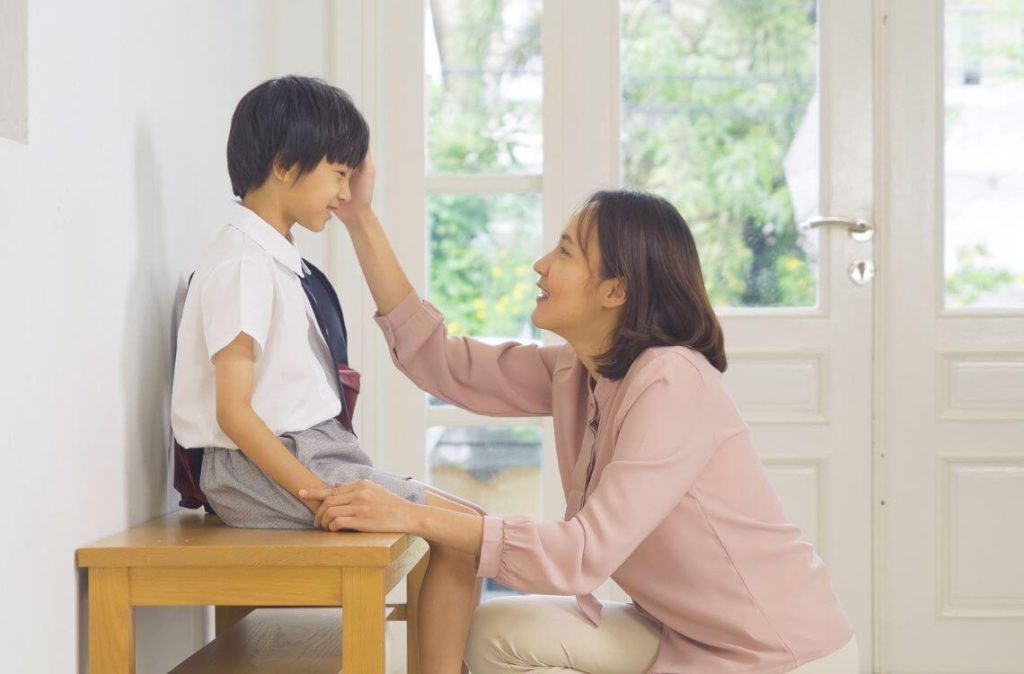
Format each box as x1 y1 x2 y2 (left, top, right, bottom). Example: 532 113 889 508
533 253 551 276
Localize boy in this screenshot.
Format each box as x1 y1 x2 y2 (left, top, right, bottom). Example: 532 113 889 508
170 76 481 673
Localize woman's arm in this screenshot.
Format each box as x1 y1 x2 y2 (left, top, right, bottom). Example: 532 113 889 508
335 154 561 417
214 332 329 513
307 353 719 594
332 152 413 315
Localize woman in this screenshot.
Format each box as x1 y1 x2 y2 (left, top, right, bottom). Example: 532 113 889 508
302 155 858 674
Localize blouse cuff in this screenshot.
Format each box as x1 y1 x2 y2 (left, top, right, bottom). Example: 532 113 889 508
475 515 505 579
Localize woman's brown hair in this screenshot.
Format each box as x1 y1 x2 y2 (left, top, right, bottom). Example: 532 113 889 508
580 189 727 379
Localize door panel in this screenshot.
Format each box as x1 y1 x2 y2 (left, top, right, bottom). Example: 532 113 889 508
882 1 1024 671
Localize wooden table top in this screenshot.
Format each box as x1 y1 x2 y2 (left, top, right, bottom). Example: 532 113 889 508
77 510 417 568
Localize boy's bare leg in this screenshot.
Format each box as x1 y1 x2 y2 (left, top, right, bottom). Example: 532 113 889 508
418 491 485 674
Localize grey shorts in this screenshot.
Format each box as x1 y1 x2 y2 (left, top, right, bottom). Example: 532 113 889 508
201 416 428 529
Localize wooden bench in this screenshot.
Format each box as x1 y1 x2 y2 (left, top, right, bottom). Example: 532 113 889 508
77 511 429 673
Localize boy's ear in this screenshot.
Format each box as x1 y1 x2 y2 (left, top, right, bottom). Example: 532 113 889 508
271 156 299 185
602 277 627 309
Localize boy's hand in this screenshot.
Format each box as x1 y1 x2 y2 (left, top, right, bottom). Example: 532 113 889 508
335 152 376 228
301 479 416 533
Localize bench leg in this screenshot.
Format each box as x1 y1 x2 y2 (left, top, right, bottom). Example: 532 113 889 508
342 567 386 674
214 606 255 635
405 549 429 674
89 567 134 673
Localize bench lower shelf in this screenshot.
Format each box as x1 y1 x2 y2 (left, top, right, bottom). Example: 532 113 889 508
171 608 345 674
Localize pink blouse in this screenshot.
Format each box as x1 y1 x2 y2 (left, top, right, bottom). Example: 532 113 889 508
376 292 853 674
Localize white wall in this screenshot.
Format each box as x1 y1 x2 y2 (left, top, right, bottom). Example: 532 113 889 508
0 1 332 671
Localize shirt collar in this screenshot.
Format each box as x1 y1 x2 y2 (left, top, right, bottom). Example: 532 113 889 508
572 353 620 411
228 201 308 277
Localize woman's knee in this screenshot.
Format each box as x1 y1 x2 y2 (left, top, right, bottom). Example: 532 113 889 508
466 596 561 672
464 598 519 673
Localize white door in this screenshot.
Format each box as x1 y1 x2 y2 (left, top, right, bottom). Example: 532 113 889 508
880 1 1024 672
342 0 875 670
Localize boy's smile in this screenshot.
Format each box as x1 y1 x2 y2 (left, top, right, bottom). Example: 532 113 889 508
288 158 353 233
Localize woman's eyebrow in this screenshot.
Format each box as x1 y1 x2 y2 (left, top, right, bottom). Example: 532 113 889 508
560 233 576 247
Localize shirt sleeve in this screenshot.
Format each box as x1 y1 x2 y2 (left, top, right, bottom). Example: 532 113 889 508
374 290 563 417
199 258 275 361
475 353 718 595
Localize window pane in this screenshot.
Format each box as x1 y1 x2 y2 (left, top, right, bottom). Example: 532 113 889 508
426 0 543 174
428 426 542 598
620 0 820 308
944 0 1024 309
427 193 542 341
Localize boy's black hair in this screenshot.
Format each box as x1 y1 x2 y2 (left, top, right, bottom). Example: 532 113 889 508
227 75 370 198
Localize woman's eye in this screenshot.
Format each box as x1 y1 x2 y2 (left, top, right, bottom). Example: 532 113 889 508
558 246 569 256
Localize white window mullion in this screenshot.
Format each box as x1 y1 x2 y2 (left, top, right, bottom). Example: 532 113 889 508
373 0 430 481
555 0 620 214
551 0 620 599
540 0 567 527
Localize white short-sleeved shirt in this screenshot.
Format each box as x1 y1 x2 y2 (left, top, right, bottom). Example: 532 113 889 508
170 201 341 449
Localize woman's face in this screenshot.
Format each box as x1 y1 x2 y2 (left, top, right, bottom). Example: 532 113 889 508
532 210 623 342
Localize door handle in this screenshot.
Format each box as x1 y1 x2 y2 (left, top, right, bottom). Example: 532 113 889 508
799 216 873 242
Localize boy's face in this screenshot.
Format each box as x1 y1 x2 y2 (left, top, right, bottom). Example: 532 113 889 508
284 158 353 233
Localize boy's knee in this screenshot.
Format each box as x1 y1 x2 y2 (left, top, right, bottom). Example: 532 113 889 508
424 490 488 517
426 539 478 574
456 499 487 517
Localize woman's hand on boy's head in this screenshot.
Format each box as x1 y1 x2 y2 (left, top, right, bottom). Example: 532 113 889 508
334 152 376 228
301 479 415 533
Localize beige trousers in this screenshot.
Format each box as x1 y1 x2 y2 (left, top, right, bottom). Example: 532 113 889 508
464 595 859 674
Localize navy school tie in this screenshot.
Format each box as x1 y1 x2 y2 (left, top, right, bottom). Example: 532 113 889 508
299 261 355 433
